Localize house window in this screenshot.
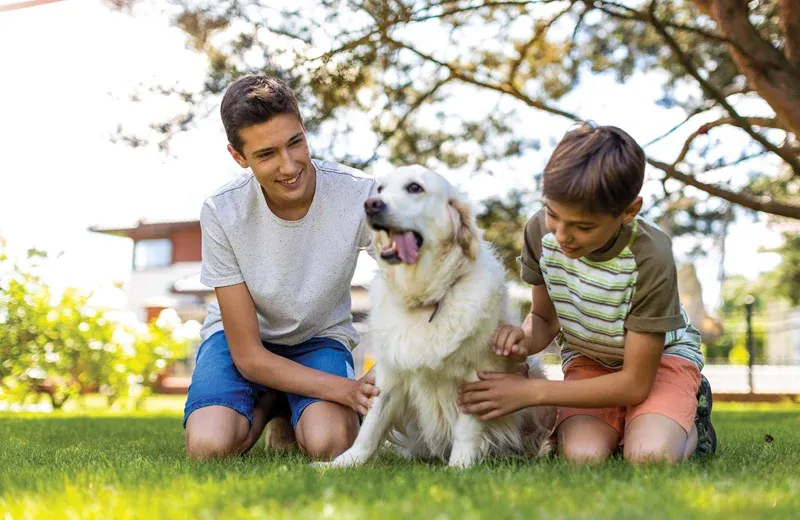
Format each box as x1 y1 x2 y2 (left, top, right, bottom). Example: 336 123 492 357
134 239 172 270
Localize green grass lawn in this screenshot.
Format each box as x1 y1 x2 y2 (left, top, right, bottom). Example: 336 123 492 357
1 396 799 519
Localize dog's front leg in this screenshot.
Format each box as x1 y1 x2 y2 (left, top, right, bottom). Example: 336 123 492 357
324 388 398 468
448 412 485 468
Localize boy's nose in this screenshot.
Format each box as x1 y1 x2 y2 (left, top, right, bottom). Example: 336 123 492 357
278 150 299 173
555 229 572 247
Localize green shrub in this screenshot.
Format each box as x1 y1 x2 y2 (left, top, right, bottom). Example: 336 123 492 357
0 241 197 409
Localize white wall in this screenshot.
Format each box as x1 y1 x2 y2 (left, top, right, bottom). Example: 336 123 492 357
127 262 203 321
542 364 800 394
766 300 800 365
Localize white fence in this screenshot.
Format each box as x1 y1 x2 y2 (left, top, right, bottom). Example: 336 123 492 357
542 364 800 394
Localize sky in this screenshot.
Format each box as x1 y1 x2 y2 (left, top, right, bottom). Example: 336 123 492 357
0 0 787 309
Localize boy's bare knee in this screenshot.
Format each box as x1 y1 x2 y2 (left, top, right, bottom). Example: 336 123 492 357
623 414 688 464
300 430 353 460
296 402 359 460
185 406 251 460
186 429 244 459
560 442 613 464
300 417 358 460
623 442 683 464
557 416 619 464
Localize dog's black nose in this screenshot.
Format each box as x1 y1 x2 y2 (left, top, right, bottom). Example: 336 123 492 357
364 198 386 216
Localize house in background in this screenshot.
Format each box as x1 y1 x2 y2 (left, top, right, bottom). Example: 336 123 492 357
89 218 210 324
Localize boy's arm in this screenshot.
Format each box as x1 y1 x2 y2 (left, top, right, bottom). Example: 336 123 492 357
523 284 561 354
460 330 663 420
493 209 558 359
216 283 378 415
493 285 559 360
526 329 663 408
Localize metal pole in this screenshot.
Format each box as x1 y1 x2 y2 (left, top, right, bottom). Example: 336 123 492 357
745 294 755 393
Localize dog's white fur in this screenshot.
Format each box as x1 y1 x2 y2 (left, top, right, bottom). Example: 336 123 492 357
327 165 555 468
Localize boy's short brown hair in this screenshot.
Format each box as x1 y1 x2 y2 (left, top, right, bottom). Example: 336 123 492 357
542 123 645 216
220 75 303 155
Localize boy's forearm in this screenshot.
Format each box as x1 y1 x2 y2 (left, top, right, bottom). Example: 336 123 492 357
236 346 352 404
522 312 559 355
525 370 651 409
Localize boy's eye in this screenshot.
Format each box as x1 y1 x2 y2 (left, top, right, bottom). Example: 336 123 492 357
576 226 595 232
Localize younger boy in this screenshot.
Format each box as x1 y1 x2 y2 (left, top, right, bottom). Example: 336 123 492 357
459 124 716 463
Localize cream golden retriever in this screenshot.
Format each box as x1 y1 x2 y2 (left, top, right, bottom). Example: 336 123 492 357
322 165 554 468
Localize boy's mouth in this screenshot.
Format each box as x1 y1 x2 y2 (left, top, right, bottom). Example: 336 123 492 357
277 170 302 186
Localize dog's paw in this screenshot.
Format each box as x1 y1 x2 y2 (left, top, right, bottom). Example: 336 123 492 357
313 449 368 469
447 451 478 469
447 457 476 469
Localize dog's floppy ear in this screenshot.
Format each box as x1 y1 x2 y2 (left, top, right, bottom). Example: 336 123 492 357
449 198 480 260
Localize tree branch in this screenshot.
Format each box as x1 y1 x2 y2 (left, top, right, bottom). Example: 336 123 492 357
697 150 768 174
384 35 583 122
508 3 575 85
674 116 790 165
642 105 714 148
413 0 552 18
363 76 450 167
594 0 737 48
380 32 799 217
322 7 800 218
317 30 382 61
648 158 800 219
647 7 800 175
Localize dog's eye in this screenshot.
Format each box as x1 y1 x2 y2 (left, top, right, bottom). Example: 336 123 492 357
377 185 383 194
406 183 424 194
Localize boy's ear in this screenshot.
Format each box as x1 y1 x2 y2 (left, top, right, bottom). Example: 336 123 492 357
621 196 643 224
227 144 249 168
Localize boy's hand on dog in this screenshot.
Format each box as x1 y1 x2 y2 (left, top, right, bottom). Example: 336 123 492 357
491 324 529 362
458 372 535 421
345 366 380 415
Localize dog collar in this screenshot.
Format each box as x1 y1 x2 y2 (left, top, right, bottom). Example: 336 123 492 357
428 302 440 323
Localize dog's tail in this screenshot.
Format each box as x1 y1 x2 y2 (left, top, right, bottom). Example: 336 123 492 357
520 407 557 458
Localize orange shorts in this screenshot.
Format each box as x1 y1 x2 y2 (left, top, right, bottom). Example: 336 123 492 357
554 355 701 441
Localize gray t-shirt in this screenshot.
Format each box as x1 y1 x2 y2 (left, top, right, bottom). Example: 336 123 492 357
199 159 375 349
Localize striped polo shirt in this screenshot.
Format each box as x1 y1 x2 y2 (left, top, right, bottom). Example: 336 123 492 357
519 210 704 371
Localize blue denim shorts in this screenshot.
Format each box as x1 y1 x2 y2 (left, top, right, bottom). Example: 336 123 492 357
182 331 356 430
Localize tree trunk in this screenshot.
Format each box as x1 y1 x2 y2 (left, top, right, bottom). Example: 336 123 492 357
695 0 800 135
780 0 800 69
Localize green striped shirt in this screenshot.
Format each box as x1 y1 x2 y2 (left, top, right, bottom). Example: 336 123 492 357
520 210 704 371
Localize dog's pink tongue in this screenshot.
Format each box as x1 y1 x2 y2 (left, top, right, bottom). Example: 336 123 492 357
392 231 419 264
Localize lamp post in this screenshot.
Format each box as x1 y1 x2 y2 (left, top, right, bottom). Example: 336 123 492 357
744 294 755 393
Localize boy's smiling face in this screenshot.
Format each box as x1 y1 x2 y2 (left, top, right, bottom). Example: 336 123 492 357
227 113 315 212
544 198 642 259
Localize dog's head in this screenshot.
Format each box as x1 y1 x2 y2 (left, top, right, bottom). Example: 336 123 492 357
364 165 480 267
